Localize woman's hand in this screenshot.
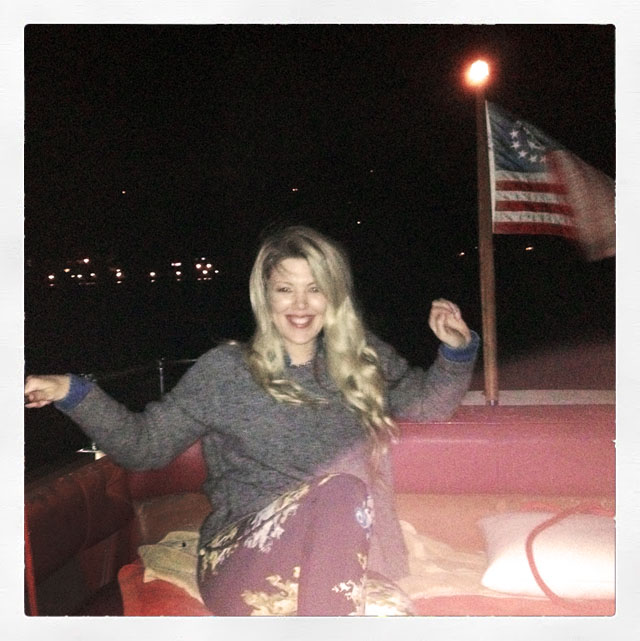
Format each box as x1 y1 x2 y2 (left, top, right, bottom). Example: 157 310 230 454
428 299 472 349
24 375 71 408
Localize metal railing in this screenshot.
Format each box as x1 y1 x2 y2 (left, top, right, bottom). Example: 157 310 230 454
81 357 198 396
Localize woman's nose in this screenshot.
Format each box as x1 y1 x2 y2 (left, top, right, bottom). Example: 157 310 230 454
293 291 307 308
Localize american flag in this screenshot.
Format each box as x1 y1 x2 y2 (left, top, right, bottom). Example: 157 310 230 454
486 102 615 261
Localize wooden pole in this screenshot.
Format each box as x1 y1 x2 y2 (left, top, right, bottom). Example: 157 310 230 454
475 93 499 405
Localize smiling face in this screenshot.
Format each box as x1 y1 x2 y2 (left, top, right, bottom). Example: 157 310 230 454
267 257 328 365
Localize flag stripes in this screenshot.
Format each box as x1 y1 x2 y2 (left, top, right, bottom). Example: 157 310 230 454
485 102 614 260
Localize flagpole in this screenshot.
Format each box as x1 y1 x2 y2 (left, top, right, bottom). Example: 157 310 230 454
469 61 499 405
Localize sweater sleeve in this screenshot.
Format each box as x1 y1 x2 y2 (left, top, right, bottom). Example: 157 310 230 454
369 331 480 422
57 344 237 470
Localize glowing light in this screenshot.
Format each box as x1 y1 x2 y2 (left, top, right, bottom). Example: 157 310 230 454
90 273 96 278
48 274 55 280
206 263 212 269
214 269 219 274
291 187 299 192
175 270 182 276
64 268 71 273
83 258 90 264
149 271 156 277
458 251 466 257
77 274 83 279
467 60 490 86
196 263 202 270
525 245 534 251
202 269 209 275
171 262 182 267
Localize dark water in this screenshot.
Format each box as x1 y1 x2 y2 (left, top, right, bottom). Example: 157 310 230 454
24 244 615 479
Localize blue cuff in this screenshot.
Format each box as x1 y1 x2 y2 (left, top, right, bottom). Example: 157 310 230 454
54 374 94 411
439 330 481 363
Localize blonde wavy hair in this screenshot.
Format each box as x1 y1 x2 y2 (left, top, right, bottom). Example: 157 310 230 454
247 225 398 461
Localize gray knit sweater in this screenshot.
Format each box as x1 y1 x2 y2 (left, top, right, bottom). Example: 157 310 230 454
60 332 479 580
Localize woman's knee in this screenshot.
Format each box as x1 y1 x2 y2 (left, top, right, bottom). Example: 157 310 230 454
311 474 372 530
313 472 368 501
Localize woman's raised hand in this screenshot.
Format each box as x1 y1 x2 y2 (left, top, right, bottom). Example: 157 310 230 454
428 299 472 349
24 375 71 408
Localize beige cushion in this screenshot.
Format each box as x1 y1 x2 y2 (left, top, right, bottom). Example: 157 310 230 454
478 512 615 599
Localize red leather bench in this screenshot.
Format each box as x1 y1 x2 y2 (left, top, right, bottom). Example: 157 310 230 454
25 402 615 616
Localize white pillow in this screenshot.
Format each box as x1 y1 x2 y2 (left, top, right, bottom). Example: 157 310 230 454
478 512 615 599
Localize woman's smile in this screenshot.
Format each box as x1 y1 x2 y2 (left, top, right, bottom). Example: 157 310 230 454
286 314 315 328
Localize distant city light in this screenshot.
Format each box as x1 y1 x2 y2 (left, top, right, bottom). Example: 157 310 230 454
291 187 299 192
357 220 362 225
458 251 466 257
33 256 228 288
525 245 534 251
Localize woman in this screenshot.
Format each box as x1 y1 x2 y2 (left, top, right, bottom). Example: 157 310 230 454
25 226 480 616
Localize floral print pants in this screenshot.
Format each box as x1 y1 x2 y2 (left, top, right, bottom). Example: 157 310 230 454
197 473 413 616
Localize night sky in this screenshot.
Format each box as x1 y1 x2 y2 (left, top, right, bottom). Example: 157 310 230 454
23 24 617 367
25 24 615 262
